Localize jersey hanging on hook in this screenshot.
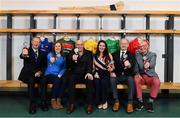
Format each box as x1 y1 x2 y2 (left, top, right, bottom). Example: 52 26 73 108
40 36 53 55
106 35 119 54
57 34 75 57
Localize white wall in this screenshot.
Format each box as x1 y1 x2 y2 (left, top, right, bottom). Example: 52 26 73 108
0 16 7 80
0 34 7 80
0 0 180 82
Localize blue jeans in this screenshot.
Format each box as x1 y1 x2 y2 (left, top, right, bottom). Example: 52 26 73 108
42 74 66 99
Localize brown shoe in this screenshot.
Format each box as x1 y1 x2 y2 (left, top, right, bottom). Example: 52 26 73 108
86 105 93 114
51 99 58 110
56 99 64 109
112 102 120 112
66 104 75 114
126 103 134 113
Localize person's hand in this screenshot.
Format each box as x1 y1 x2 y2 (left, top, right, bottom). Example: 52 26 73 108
35 71 42 77
108 66 112 72
94 72 100 79
124 60 131 69
72 54 78 63
58 74 62 78
85 73 93 80
107 62 115 72
110 72 116 78
134 74 142 80
50 57 56 64
144 62 150 69
22 48 29 57
107 64 114 72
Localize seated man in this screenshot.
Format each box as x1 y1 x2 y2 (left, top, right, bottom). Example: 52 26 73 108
134 40 160 113
18 37 48 114
110 39 135 113
66 40 94 114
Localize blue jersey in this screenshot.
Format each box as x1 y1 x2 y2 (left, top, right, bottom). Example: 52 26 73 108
45 52 66 76
40 38 53 55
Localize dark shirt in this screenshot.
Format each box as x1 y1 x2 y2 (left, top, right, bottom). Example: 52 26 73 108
112 50 135 76
68 49 93 75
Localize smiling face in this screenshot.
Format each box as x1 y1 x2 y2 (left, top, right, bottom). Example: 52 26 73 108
76 40 84 52
140 40 149 54
31 37 41 49
54 42 62 53
98 42 106 53
120 39 129 51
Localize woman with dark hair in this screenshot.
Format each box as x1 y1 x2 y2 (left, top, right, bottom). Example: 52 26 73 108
42 41 66 110
93 40 114 109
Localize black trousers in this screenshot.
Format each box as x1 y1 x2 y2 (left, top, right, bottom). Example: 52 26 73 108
94 75 109 105
27 76 43 103
68 73 94 105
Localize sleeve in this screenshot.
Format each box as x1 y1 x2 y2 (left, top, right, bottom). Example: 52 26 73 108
67 50 75 68
58 57 66 76
128 53 135 68
41 53 48 74
149 53 157 69
134 54 140 75
128 53 136 75
47 53 51 63
86 52 93 74
20 53 25 59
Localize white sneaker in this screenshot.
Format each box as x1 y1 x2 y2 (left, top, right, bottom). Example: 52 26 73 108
98 104 103 109
102 102 108 109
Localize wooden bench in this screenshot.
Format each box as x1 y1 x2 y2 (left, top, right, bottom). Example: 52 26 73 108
1 80 180 90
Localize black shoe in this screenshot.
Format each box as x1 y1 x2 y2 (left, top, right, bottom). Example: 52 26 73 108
41 101 49 112
66 104 75 114
135 101 144 111
29 103 37 114
147 102 154 113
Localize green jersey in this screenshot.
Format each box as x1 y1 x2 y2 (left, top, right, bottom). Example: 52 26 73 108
57 38 75 57
106 38 119 54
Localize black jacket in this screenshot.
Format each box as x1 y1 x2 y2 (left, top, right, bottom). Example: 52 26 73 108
18 47 47 83
68 49 93 75
112 50 135 76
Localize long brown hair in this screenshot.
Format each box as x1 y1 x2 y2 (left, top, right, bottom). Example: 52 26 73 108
52 41 64 58
95 40 110 64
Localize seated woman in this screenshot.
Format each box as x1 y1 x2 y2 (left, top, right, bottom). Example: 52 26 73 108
42 41 66 110
93 40 114 110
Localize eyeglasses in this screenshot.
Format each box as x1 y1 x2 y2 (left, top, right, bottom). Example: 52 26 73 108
140 45 148 48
